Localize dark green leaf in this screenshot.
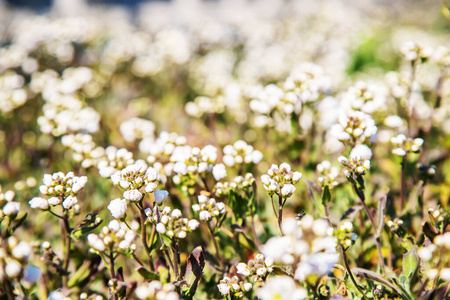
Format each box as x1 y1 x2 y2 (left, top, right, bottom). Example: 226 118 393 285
136 267 159 280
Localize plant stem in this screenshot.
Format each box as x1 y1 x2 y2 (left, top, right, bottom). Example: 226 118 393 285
137 200 153 271
341 246 369 300
171 239 180 280
352 183 386 274
278 194 284 235
400 156 406 211
250 208 260 248
61 210 71 289
207 221 223 270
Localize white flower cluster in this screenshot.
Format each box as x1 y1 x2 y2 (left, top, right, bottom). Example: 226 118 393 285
217 275 252 298
215 173 255 197
338 145 372 177
256 276 307 300
391 134 424 157
417 232 450 282
330 110 377 145
260 163 302 197
0 186 20 218
192 195 226 222
87 220 136 253
433 46 450 68
401 41 433 63
61 133 105 169
222 140 263 167
110 161 159 202
135 281 180 300
236 253 273 281
120 117 155 143
147 206 199 239
340 81 387 114
316 161 339 189
97 146 135 178
0 236 34 280
29 171 87 210
261 216 338 282
0 71 28 113
140 131 187 163
332 221 358 248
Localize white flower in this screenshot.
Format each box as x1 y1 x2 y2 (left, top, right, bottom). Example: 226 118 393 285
12 241 31 260
87 234 105 252
48 197 61 206
350 144 372 160
5 260 22 278
29 197 49 210
236 263 250 276
256 276 306 300
188 219 200 230
145 182 158 193
243 282 252 291
292 172 303 182
154 189 169 204
124 189 142 202
72 176 88 193
156 223 166 234
171 209 182 219
199 211 212 221
212 163 227 181
217 283 230 295
3 201 20 215
62 196 77 209
108 198 127 219
281 184 296 197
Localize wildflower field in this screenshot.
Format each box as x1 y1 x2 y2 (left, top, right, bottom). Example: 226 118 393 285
0 0 449 299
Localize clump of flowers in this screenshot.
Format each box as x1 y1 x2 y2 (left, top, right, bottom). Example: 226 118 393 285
339 144 372 177
331 110 377 146
260 163 302 198
236 253 273 281
147 206 200 239
192 195 226 222
0 186 20 219
0 236 33 280
87 220 136 254
29 171 87 210
110 160 159 202
120 117 155 143
97 146 134 178
391 134 424 156
217 275 252 299
215 173 255 197
316 161 339 189
61 133 105 169
256 276 307 300
261 216 338 281
135 281 180 300
333 221 358 249
222 140 263 167
401 41 433 63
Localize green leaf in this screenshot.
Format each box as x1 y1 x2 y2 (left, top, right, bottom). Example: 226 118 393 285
322 186 331 206
182 246 205 299
136 267 159 280
68 259 92 288
11 212 27 233
403 250 418 279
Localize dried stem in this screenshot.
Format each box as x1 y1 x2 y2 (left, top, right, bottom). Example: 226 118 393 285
61 210 71 289
352 182 386 274
171 239 181 280
207 221 223 270
341 246 370 300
